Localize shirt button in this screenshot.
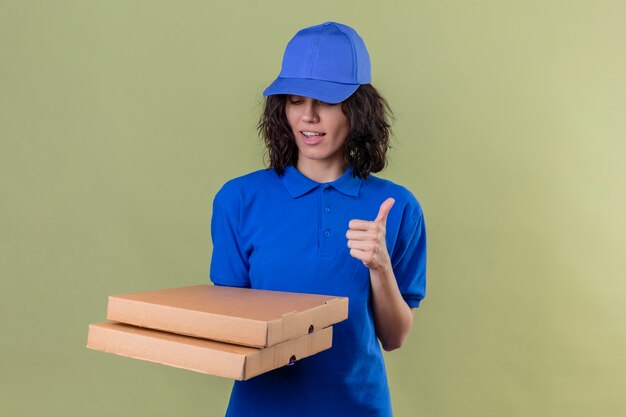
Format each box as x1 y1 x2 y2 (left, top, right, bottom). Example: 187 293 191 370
324 230 330 238
323 188 330 193
324 206 331 213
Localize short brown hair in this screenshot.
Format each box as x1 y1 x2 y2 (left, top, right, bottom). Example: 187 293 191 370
257 84 394 179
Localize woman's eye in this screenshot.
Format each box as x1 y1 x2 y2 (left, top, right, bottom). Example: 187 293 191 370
288 98 334 106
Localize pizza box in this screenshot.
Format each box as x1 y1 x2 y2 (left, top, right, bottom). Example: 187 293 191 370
106 284 348 348
87 321 332 380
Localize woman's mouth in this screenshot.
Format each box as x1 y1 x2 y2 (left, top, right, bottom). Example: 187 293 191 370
300 131 326 145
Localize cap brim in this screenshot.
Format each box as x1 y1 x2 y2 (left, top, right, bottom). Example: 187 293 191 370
263 77 360 104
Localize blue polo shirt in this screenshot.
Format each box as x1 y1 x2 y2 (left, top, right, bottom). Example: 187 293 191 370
210 165 427 417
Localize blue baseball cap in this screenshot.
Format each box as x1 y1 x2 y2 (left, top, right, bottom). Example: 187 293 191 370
263 21 372 104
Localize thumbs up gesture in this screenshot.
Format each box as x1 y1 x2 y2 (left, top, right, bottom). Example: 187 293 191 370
346 197 395 271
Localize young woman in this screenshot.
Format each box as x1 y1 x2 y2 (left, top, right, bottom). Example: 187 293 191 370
210 22 427 417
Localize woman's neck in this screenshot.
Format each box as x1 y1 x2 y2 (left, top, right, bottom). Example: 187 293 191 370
296 158 347 183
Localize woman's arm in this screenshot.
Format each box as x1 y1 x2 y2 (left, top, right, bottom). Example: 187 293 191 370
369 264 414 351
346 197 415 351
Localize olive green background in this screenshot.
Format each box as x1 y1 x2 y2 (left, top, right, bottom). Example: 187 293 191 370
1 1 625 416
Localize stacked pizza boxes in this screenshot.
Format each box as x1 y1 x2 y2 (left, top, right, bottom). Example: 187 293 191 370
87 285 349 380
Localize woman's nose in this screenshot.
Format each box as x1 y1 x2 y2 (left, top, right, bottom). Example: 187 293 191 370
302 101 319 122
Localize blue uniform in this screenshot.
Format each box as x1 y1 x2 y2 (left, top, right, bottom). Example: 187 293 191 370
210 165 427 417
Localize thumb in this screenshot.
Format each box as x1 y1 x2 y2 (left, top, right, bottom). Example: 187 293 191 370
374 197 395 224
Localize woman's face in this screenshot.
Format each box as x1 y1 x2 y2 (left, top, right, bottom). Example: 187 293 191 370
284 95 350 168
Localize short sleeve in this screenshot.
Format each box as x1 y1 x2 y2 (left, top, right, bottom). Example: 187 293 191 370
391 196 427 308
209 185 251 288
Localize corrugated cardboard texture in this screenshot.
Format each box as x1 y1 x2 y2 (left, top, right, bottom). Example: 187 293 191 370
106 285 348 347
87 322 333 380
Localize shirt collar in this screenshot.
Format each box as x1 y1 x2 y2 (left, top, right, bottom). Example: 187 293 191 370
281 165 362 198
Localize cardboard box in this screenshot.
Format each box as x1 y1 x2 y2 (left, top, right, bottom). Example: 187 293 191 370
106 285 348 348
87 322 332 380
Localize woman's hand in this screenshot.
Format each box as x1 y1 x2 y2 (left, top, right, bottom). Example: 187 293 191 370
346 198 395 270
346 197 414 351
